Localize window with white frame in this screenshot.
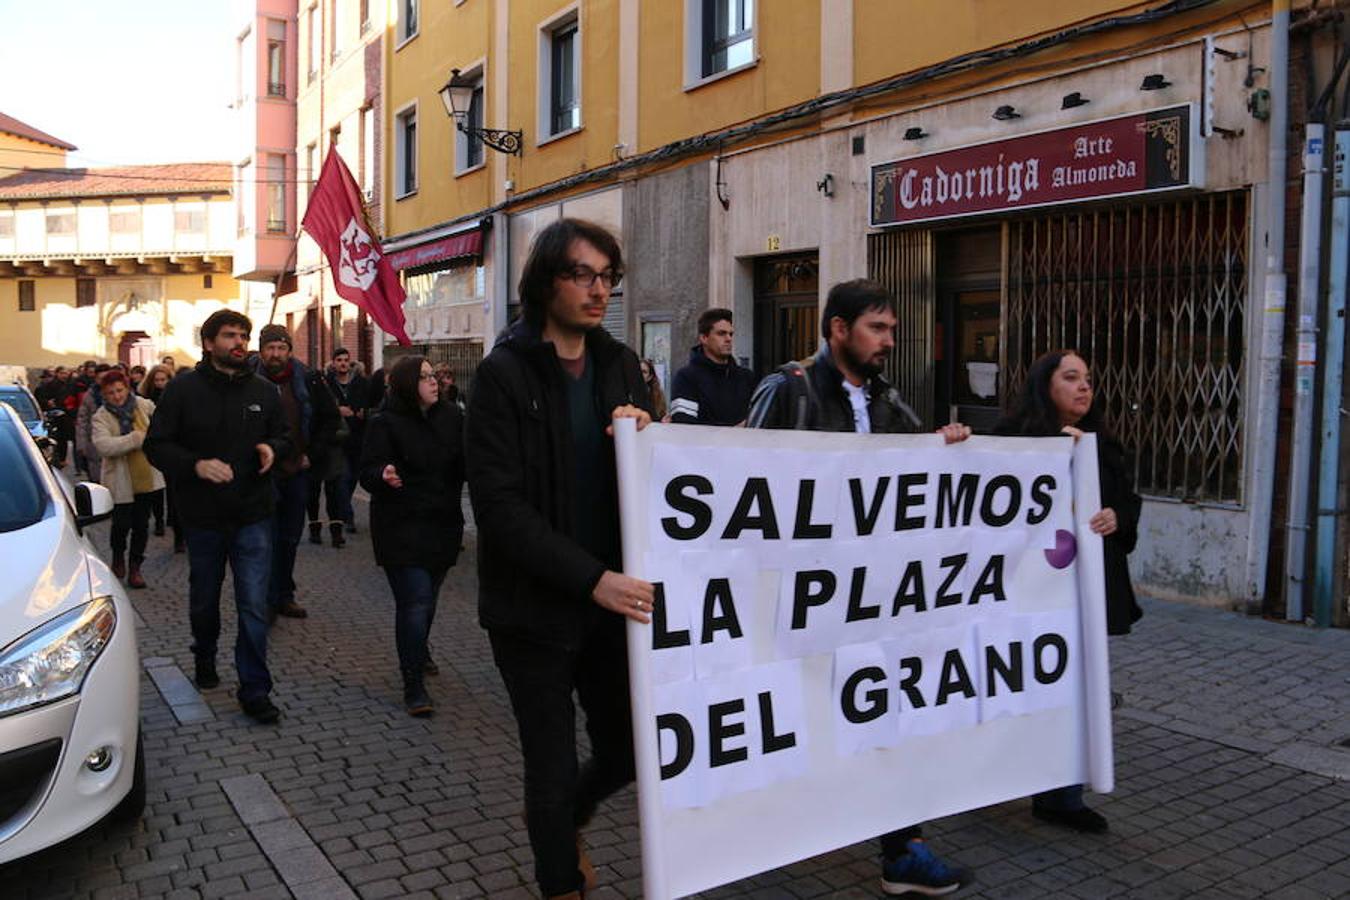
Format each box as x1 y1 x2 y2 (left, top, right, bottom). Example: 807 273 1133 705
237 159 251 234
360 106 375 199
0 212 13 239
45 211 75 236
235 26 252 105
266 20 286 96
398 0 418 44
454 70 485 173
109 206 141 234
307 5 318 81
541 12 580 138
305 142 317 204
175 208 207 234
689 0 754 81
265 154 287 232
329 0 341 60
395 105 418 196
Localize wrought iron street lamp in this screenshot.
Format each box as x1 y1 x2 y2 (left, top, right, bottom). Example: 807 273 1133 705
439 68 523 156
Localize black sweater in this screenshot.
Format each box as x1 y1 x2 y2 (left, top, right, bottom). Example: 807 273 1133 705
144 361 291 529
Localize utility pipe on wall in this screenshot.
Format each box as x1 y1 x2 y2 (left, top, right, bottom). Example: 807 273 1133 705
1245 0 1291 613
1285 123 1326 622
1314 123 1350 627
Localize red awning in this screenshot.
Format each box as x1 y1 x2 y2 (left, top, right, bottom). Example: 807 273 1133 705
384 228 483 271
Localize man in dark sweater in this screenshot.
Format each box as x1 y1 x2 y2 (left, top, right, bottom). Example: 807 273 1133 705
749 279 973 896
668 307 757 425
257 324 338 620
144 310 291 724
467 218 653 900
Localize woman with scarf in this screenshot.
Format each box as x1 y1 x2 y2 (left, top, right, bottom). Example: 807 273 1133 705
995 349 1142 834
139 364 176 541
92 370 165 588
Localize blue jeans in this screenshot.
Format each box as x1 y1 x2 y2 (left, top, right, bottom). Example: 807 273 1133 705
185 520 273 701
269 471 309 608
383 565 447 672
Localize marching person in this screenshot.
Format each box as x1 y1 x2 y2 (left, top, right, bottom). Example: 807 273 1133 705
669 307 757 425
467 218 653 900
140 364 176 540
258 324 339 620
747 278 974 897
74 363 111 482
994 348 1142 834
359 355 464 716
639 358 668 421
309 347 368 545
91 370 164 590
144 309 291 724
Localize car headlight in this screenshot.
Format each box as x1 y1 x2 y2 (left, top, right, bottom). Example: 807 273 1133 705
0 597 117 718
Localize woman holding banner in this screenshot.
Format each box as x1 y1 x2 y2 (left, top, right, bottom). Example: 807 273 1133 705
996 348 1142 834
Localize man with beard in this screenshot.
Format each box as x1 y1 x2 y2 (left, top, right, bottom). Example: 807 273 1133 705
145 310 291 724
747 279 975 897
257 324 338 619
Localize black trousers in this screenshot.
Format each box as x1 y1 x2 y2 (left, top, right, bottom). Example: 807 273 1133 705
490 615 636 897
110 493 152 561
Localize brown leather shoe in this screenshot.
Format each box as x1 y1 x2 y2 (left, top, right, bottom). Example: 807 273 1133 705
127 561 146 589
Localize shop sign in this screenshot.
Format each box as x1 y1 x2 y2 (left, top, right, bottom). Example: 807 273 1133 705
871 104 1202 227
385 227 483 271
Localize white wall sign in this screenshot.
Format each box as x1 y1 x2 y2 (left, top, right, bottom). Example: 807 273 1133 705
614 423 1114 899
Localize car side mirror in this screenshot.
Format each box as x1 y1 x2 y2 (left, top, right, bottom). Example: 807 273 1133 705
74 482 114 527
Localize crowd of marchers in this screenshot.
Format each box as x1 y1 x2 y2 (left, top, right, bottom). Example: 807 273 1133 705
31 217 1142 900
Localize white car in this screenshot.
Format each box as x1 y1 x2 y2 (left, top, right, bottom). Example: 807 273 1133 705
0 403 143 864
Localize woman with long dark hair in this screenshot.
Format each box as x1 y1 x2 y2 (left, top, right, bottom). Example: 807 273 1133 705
995 349 1142 834
359 356 465 716
140 364 176 540
639 358 667 421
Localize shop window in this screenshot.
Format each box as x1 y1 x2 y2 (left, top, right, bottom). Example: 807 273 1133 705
1005 192 1248 503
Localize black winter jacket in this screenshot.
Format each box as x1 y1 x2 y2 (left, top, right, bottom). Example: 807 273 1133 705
746 346 922 434
993 419 1143 635
144 361 291 529
669 347 757 425
466 321 650 649
359 400 465 570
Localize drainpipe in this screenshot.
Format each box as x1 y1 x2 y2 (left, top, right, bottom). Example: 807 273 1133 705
1314 119 1350 626
1285 122 1326 622
1245 0 1291 614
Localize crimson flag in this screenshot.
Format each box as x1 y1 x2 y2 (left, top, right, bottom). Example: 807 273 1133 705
301 148 411 345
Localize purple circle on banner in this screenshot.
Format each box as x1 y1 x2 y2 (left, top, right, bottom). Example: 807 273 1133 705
1045 529 1077 569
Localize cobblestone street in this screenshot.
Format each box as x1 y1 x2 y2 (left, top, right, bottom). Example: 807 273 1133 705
3 495 1349 900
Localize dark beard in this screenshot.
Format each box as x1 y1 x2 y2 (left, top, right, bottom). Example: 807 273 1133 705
212 347 248 371
838 341 884 379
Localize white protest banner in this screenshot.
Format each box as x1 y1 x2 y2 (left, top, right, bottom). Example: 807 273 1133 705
614 422 1113 899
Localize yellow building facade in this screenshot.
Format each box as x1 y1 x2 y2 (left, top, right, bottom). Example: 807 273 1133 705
0 126 263 369
381 1 1347 618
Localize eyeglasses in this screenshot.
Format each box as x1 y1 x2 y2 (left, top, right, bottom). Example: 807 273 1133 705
563 265 622 290
419 373 438 383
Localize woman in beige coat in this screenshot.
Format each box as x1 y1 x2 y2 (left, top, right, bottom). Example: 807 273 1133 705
92 370 164 588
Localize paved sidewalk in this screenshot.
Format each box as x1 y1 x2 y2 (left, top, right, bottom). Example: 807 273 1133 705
3 502 1348 899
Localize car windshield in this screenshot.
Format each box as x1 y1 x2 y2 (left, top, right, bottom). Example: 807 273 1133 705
0 388 39 424
0 419 48 532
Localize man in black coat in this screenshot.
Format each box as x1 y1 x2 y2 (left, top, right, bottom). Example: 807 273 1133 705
319 346 369 542
257 324 339 620
668 307 757 425
467 218 653 900
144 309 291 724
748 279 975 897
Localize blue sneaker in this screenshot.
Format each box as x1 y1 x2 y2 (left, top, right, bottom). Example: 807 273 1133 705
880 839 971 896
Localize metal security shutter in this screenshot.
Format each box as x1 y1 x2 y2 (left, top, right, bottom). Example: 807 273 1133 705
603 291 626 344
868 229 936 430
1006 192 1249 502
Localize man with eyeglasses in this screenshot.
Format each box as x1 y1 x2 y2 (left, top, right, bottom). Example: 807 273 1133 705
467 218 654 900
